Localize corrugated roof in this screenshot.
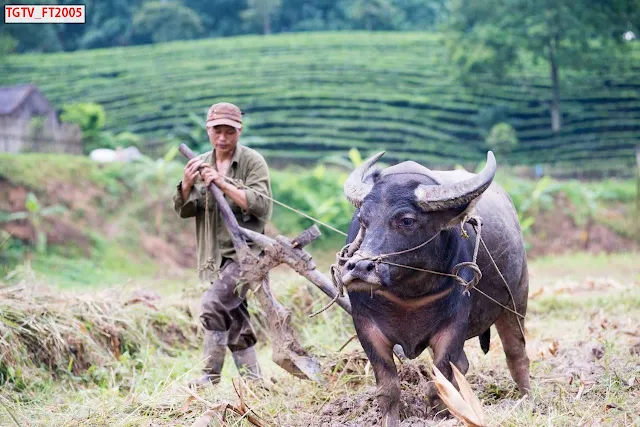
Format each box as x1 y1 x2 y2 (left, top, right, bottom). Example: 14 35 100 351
0 84 38 115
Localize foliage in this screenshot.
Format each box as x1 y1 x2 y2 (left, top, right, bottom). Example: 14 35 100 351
101 131 144 151
270 164 355 242
1 0 447 52
241 0 282 34
485 122 518 158
269 148 375 242
341 0 407 31
0 33 17 61
59 103 110 154
444 0 639 132
58 103 146 153
0 152 119 190
126 146 184 237
0 193 66 254
473 104 512 140
133 1 204 43
169 112 209 154
494 173 637 244
60 103 105 133
495 175 554 238
0 231 27 273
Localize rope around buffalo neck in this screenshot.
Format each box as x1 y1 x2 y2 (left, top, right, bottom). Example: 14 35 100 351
316 215 526 343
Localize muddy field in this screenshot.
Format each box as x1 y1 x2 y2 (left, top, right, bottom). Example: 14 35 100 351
1 251 639 426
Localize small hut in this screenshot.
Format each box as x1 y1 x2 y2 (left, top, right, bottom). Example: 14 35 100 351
0 84 81 154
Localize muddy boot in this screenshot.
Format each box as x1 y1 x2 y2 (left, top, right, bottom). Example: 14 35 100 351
187 330 228 388
232 346 262 381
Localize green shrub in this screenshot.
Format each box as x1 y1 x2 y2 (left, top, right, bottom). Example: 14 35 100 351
486 122 519 158
60 103 108 154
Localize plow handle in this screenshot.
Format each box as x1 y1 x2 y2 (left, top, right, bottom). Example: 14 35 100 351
178 143 249 253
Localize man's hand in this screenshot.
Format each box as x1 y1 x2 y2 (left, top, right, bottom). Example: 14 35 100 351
201 164 249 211
181 157 204 200
183 158 204 187
201 164 223 187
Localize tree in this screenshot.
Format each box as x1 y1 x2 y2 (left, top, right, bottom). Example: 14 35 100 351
340 0 406 31
133 1 204 43
445 0 639 133
129 146 184 238
184 0 247 37
387 0 446 30
0 34 17 61
241 0 282 35
78 0 143 49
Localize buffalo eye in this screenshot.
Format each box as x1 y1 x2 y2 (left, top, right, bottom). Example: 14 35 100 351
398 216 416 228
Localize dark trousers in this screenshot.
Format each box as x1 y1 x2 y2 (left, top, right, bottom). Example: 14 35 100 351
199 259 258 352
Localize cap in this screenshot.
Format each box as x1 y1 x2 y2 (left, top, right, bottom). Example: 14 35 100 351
206 102 243 129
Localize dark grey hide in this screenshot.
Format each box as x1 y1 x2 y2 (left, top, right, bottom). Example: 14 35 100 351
340 152 530 427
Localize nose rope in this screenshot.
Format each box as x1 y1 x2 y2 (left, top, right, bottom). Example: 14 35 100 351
364 215 483 296
312 216 484 318
322 215 526 334
335 215 527 341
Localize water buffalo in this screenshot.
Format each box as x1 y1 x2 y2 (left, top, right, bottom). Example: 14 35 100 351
340 151 530 426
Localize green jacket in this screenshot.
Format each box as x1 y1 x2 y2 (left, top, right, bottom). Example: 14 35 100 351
173 144 273 282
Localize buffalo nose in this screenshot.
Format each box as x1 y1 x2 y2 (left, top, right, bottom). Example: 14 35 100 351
344 258 375 274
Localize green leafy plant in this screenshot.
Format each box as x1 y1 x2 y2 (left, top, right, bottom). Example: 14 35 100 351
60 103 108 154
117 146 184 237
498 175 561 240
486 122 518 158
170 112 209 154
0 192 66 253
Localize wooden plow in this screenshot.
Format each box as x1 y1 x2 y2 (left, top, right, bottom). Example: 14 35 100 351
179 144 355 383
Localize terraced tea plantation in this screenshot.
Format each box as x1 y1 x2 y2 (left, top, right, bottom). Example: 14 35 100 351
2 32 639 168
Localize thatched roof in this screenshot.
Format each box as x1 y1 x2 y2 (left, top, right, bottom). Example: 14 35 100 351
0 83 53 116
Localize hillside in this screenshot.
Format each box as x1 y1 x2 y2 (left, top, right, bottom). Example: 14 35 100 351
1 151 637 288
2 32 639 170
0 152 199 286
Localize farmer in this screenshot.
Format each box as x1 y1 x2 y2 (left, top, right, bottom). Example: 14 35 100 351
172 102 273 387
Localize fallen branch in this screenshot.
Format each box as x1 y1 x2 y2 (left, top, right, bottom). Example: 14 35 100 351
181 386 264 427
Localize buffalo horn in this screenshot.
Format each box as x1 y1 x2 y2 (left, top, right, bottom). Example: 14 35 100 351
414 151 497 212
343 151 385 208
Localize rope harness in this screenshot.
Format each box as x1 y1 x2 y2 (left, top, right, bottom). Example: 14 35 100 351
211 174 525 339
317 214 525 341
312 215 482 318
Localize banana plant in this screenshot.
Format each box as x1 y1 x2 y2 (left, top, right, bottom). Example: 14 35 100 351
0 192 66 253
128 146 184 237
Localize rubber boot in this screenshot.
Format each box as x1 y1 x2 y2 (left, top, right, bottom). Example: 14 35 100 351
232 346 262 381
187 330 228 388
